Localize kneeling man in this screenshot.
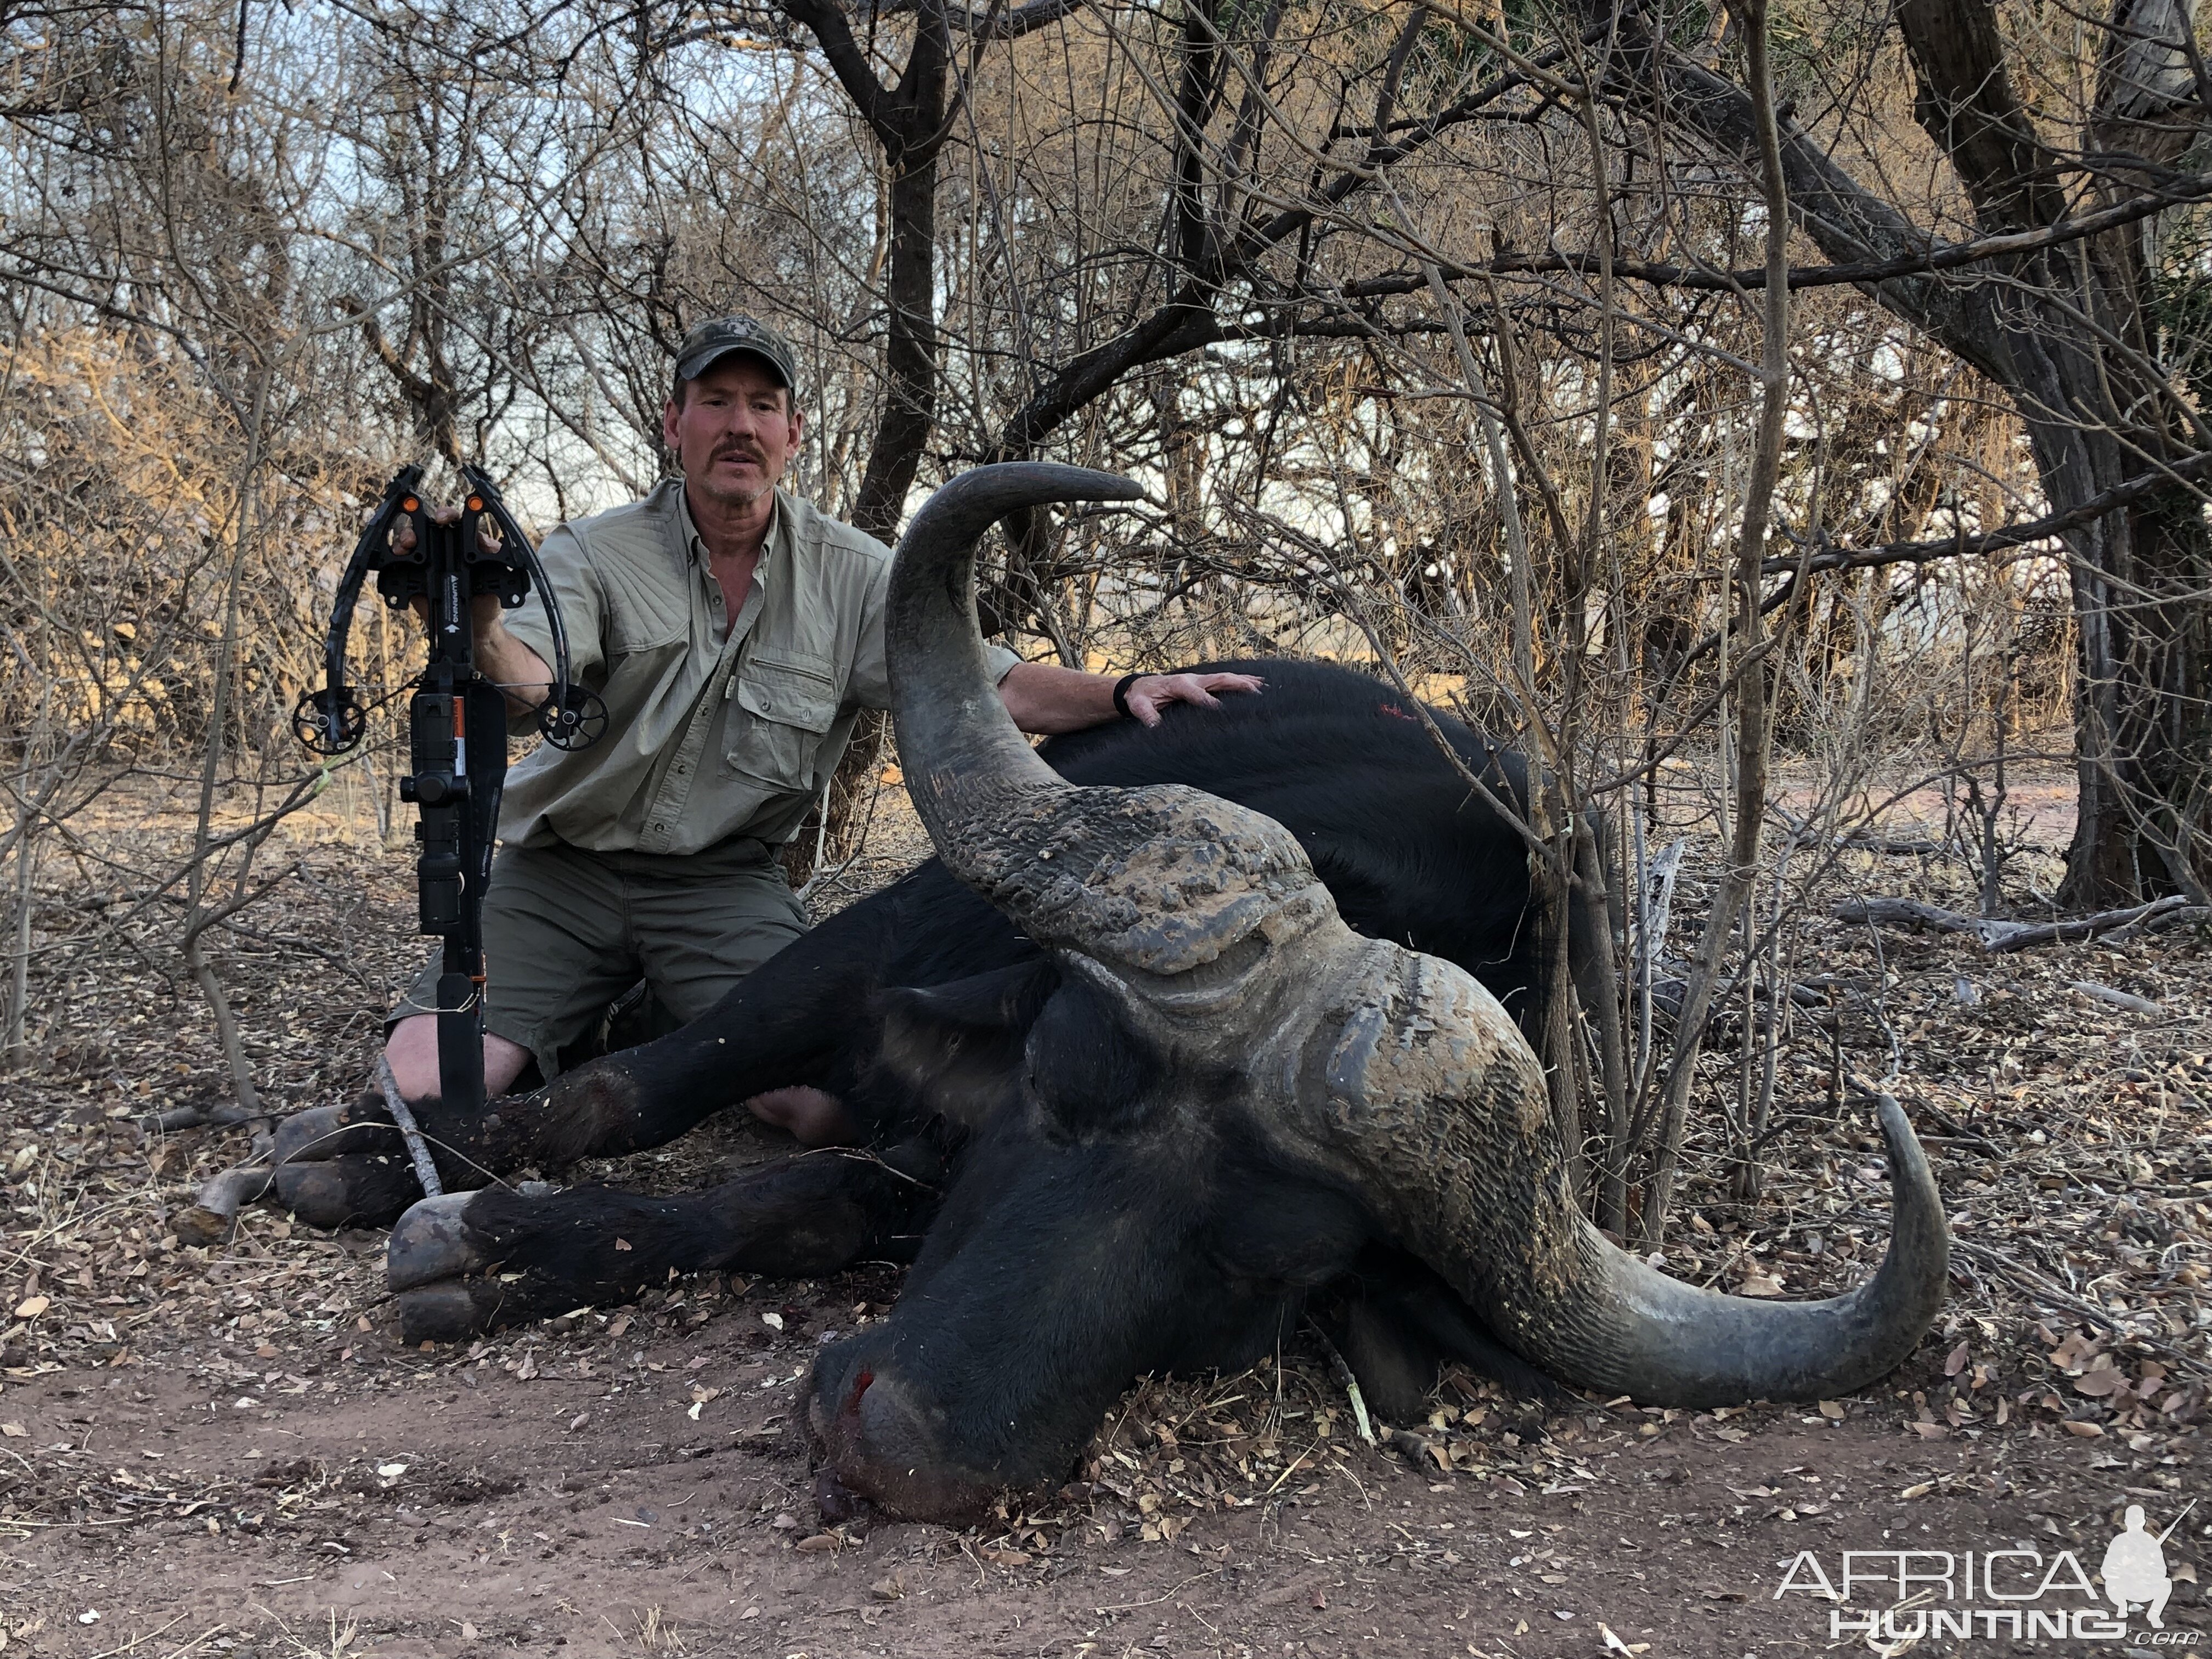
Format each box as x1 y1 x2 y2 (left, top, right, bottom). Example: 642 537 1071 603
380 315 1257 1144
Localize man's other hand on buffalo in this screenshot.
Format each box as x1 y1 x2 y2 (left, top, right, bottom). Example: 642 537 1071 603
998 664 1263 734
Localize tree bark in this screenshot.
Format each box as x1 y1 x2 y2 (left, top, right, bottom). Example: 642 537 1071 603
1893 0 2209 904
1598 0 2211 906
847 7 952 543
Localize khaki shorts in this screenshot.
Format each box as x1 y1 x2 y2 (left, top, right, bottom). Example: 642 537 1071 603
392 836 809 1082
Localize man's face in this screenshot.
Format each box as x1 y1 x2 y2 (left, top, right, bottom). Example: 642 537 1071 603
663 355 803 510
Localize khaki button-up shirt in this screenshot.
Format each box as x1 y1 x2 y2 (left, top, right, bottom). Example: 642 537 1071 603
498 478 1019 854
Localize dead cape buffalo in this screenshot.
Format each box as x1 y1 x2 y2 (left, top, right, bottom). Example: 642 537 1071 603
270 463 1947 1524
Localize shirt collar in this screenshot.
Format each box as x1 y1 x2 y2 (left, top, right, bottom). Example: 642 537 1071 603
676 483 787 579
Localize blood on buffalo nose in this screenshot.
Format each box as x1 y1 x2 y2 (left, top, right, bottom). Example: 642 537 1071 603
805 1357 997 1523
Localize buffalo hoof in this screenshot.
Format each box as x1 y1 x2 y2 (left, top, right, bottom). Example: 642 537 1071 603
272 1101 393 1164
275 1155 424 1231
396 1278 513 1345
270 1095 469 1231
387 1193 489 1291
814 1467 880 1528
388 1195 516 1342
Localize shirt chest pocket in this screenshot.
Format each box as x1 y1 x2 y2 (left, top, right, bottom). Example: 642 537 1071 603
725 651 840 792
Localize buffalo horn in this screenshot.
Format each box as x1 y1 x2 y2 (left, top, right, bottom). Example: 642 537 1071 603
887 464 1949 1408
1303 951 1949 1406
885 464 1336 978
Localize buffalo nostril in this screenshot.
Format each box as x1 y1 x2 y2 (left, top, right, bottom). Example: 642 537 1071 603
834 1367 876 1428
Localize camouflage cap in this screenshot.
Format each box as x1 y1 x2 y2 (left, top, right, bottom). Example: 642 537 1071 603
674 314 798 393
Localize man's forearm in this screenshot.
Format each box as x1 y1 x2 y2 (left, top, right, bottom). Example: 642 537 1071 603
997 662 1265 733
996 662 1121 735
477 620 555 718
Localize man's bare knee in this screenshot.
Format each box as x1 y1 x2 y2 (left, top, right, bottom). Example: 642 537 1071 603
743 1086 858 1147
383 1016 532 1101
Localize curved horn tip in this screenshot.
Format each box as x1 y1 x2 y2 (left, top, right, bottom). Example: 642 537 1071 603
1874 1093 1937 1187
1875 1093 1911 1147
933 461 1147 516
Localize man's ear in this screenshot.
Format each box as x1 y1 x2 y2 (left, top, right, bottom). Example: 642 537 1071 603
661 397 682 453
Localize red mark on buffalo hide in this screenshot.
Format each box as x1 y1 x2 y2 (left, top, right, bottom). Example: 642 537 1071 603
1378 702 1415 721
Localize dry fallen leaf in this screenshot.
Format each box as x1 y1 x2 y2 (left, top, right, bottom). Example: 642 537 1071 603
796 1533 840 1553
13 1296 49 1320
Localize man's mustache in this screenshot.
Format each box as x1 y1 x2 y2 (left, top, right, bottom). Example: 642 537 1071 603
713 445 764 463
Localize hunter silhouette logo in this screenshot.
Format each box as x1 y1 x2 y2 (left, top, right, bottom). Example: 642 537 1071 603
2105 1502 2193 1628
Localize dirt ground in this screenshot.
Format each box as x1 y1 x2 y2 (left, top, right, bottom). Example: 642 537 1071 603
4 758 2210 1658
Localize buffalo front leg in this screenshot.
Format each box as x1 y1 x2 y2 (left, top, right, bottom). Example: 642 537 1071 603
273 938 875 1232
272 1035 788 1232
385 1145 939 1344
268 1074 628 1233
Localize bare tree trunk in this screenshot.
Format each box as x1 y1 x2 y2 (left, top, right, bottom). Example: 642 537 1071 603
4 808 34 1070
776 0 958 869
183 373 272 1120
849 12 952 543
1639 0 1790 1247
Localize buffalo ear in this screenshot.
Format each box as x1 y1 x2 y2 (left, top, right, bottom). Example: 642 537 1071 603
871 960 1059 1129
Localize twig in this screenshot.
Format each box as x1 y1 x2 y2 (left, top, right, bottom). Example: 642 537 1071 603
1832 893 2188 952
82 1613 198 1659
374 1054 444 1199
135 1102 259 1133
170 1162 272 1246
2068 980 2165 1016
1306 1320 1375 1444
